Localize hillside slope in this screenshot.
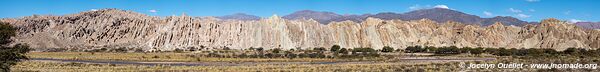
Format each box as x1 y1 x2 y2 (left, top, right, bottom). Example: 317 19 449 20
2 9 599 51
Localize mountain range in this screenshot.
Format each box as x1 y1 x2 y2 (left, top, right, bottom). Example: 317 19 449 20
220 8 598 29
575 22 600 29
1 9 598 51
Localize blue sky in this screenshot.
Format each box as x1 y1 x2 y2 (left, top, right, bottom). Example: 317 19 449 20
0 0 598 22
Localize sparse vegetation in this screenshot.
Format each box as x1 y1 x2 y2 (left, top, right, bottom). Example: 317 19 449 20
403 45 600 58
381 46 394 53
1 22 32 71
15 44 600 71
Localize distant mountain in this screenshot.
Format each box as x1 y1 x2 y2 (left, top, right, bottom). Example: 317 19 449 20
575 22 600 29
282 10 343 24
331 14 371 23
379 8 482 24
217 13 261 21
283 8 531 26
481 16 529 26
370 8 529 26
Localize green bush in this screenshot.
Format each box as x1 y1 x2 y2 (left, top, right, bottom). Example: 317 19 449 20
405 46 424 53
0 22 31 71
0 22 15 45
381 46 394 53
484 48 499 55
330 45 341 52
562 47 580 55
435 46 460 55
271 48 282 54
112 47 128 52
174 48 184 53
460 47 473 53
424 46 437 53
337 48 349 54
470 47 484 55
494 48 512 56
350 47 379 57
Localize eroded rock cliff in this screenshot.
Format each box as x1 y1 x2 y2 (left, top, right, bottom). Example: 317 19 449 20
2 9 599 51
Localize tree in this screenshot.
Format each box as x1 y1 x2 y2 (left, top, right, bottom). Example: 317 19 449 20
494 48 512 56
271 48 282 54
460 47 473 53
435 46 460 54
338 48 349 54
470 47 484 55
0 22 31 71
313 47 326 53
0 22 16 46
330 45 341 52
542 48 559 55
381 46 394 52
405 46 424 53
424 46 437 53
563 47 580 55
484 48 499 55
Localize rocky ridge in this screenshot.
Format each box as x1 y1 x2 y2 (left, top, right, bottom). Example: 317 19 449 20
2 9 599 51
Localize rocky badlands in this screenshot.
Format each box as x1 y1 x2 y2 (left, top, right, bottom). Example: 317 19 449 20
1 9 598 51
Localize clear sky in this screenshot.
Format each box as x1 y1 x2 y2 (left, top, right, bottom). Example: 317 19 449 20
0 0 598 22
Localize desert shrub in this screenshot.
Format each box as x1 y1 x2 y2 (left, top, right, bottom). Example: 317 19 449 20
186 47 198 51
381 46 394 53
151 55 160 58
87 48 108 52
562 47 581 56
515 48 529 56
352 47 376 53
484 48 499 55
174 48 184 53
284 51 296 59
45 48 69 52
271 48 282 54
494 48 512 56
470 47 484 55
522 48 543 56
405 46 424 53
424 46 437 53
435 46 460 55
330 45 341 52
313 47 326 53
112 47 128 52
134 48 145 52
542 48 559 55
337 48 349 54
350 47 379 57
459 47 473 53
256 47 264 52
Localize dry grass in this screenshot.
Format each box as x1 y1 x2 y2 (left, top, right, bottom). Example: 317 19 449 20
27 52 379 62
19 52 599 72
12 61 469 72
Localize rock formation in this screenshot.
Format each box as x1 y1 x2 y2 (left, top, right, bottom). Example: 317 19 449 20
1 9 599 51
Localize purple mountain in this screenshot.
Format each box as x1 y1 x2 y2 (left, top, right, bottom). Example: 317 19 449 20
283 8 531 26
370 8 530 26
282 10 344 24
217 13 261 21
575 22 600 29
